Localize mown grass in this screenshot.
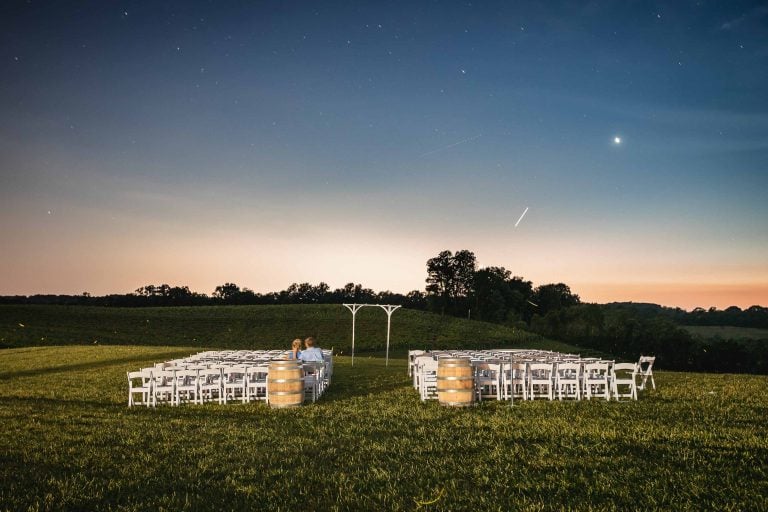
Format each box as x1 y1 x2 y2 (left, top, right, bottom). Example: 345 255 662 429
1 346 767 511
0 304 554 354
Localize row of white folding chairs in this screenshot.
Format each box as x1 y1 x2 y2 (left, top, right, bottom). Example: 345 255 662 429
128 364 329 407
413 349 654 384
411 357 513 402
169 350 334 388
477 359 638 402
128 365 269 407
175 350 286 364
407 349 582 376
410 349 651 384
412 357 641 402
175 350 335 383
497 360 640 401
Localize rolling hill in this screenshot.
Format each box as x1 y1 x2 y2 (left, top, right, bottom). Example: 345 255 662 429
0 304 582 353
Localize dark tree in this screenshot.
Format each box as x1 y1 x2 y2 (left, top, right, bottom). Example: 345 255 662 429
213 283 241 300
425 249 476 316
472 266 512 323
532 283 580 316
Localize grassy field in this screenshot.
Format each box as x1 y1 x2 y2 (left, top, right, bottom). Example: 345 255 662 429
682 325 768 341
1 345 767 511
0 304 560 354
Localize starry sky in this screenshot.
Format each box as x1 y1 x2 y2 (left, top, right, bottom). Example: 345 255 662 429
1 0 767 309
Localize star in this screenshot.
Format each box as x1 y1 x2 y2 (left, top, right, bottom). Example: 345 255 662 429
613 136 622 145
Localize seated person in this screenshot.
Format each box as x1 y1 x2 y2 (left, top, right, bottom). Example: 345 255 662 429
298 336 324 362
288 338 302 360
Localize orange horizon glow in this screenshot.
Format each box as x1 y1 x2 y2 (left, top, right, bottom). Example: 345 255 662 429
2 191 766 311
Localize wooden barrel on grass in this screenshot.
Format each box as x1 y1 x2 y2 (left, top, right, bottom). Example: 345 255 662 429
437 358 475 407
268 360 303 408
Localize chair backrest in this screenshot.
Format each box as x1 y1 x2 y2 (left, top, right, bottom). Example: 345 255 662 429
528 362 553 375
303 362 323 377
474 361 497 372
414 355 434 370
511 362 527 379
613 362 638 379
199 368 222 383
555 362 580 377
247 366 269 380
223 366 246 382
638 356 655 371
128 370 152 386
420 359 439 372
152 369 176 387
528 363 553 385
175 369 198 385
584 362 610 377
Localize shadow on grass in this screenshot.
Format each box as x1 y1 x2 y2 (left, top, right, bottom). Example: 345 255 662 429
0 349 193 381
0 395 124 411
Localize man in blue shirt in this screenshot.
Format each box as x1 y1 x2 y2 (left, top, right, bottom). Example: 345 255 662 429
298 337 324 362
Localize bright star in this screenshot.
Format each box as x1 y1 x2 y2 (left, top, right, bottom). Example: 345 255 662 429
613 136 622 145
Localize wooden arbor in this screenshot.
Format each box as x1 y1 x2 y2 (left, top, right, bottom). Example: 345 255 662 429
342 304 402 366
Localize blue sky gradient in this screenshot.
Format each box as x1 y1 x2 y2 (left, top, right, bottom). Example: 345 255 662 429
1 0 766 308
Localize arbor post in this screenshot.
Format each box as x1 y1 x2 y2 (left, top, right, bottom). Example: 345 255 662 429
343 303 366 366
377 305 401 366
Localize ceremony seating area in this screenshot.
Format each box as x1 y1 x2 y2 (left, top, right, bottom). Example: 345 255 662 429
409 349 655 403
127 349 333 407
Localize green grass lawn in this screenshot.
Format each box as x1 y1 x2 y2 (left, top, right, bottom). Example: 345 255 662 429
1 345 767 511
682 325 768 341
0 304 549 354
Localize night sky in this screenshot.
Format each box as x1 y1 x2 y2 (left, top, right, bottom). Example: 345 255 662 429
1 0 767 309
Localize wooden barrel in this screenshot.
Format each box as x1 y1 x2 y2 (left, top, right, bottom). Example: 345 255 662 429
437 358 475 407
268 360 304 408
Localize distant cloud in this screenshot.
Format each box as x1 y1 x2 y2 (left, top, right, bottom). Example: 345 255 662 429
719 5 768 31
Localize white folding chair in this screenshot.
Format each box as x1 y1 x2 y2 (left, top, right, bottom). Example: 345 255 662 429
419 359 439 401
583 362 611 400
199 368 224 404
528 362 554 400
611 363 639 401
127 369 153 407
408 350 426 377
151 369 176 407
555 362 581 400
322 353 333 387
174 369 200 405
245 366 269 402
223 366 247 404
302 363 322 403
413 356 434 390
474 362 501 401
501 362 528 401
637 356 656 390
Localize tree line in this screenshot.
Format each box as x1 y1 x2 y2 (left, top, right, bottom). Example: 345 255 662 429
1 248 765 373
0 282 429 309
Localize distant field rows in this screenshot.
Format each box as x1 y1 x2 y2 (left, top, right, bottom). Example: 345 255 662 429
682 325 768 341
